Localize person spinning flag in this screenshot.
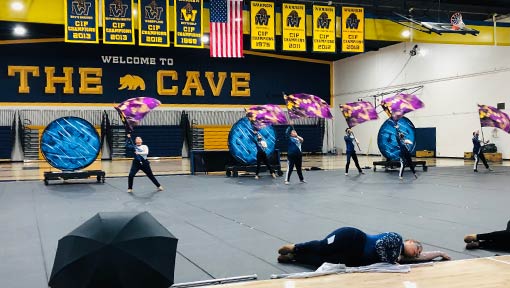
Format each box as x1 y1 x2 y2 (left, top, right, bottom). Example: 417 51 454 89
395 127 417 180
344 128 364 176
472 130 493 172
126 134 163 193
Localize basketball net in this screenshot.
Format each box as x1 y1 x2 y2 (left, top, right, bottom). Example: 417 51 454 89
451 12 466 30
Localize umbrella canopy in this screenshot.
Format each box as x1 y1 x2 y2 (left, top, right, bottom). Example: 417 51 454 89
49 211 178 288
245 104 287 130
284 93 333 119
478 104 510 133
115 97 161 133
339 101 378 128
381 93 424 121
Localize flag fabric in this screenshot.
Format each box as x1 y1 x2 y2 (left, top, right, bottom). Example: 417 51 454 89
246 104 287 130
210 0 243 58
284 93 333 119
114 97 161 133
339 101 378 128
478 104 510 133
381 93 424 121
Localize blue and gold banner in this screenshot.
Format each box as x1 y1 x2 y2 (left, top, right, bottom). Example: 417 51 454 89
174 0 203 48
313 5 336 53
250 1 275 51
282 3 306 52
0 43 330 106
138 0 170 47
102 0 135 45
65 0 99 43
341 6 364 53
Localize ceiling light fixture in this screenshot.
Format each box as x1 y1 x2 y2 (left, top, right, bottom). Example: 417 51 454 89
11 1 24 11
13 25 27 36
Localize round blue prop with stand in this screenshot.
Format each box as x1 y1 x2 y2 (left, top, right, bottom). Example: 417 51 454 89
228 117 276 165
41 116 101 171
377 117 416 161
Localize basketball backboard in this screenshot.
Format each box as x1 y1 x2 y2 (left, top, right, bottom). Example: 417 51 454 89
392 12 480 36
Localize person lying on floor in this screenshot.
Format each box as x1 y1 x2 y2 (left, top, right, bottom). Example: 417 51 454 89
277 227 450 267
464 220 510 251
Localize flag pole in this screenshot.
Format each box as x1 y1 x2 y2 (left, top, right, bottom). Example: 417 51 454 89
283 92 295 131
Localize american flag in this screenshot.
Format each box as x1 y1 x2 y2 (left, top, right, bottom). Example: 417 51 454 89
210 0 243 58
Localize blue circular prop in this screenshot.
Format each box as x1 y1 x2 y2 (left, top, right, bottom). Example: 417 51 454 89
228 117 276 165
40 117 101 171
377 117 416 161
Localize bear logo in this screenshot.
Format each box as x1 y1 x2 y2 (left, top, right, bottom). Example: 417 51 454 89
119 74 146 90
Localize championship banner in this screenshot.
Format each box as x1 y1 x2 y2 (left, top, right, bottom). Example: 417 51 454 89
65 0 99 43
174 0 203 48
250 1 275 50
313 5 335 53
341 6 364 53
138 0 170 47
102 0 135 45
282 3 306 52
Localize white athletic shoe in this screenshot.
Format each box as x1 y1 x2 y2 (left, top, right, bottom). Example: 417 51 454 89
284 181 289 185
345 173 348 176
127 189 133 193
157 186 164 191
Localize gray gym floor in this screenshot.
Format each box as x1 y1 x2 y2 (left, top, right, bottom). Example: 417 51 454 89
1 166 508 288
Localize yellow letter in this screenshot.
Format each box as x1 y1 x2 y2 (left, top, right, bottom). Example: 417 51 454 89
205 72 227 97
7 66 40 93
157 70 178 95
182 71 205 96
45 67 74 94
231 72 251 97
79 68 103 94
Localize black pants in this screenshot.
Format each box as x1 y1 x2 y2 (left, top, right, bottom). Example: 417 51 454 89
346 151 362 173
286 153 303 182
474 152 489 170
128 159 161 189
477 220 510 250
399 154 416 177
294 227 367 267
256 151 274 175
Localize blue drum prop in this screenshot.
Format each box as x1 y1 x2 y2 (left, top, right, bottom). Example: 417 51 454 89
373 117 427 172
377 117 416 161
226 117 282 177
41 117 105 184
228 117 276 165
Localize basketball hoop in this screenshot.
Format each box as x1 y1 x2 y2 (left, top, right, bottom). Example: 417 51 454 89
451 12 466 30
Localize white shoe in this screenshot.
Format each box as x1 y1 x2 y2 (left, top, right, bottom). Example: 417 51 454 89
345 173 348 176
300 180 307 184
284 181 289 185
157 186 164 191
127 189 133 193
255 175 260 180
399 177 403 180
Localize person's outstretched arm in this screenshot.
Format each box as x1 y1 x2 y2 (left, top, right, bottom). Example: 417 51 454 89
125 134 135 149
399 251 450 263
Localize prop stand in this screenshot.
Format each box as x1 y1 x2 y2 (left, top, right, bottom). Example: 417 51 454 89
44 170 106 185
372 159 427 172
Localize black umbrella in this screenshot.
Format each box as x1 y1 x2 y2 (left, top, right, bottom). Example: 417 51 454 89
49 211 178 288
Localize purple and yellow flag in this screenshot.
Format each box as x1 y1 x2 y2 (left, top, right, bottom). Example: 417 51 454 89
246 104 287 130
382 93 424 121
479 104 510 133
115 97 161 132
284 93 333 119
339 101 378 128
